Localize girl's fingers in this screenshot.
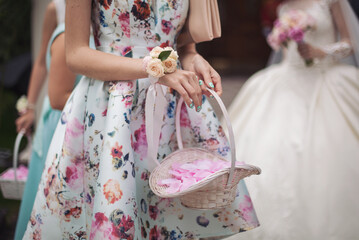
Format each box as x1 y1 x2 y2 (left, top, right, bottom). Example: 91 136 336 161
211 68 222 96
24 121 32 132
198 78 211 97
189 74 204 102
16 119 24 133
198 69 213 96
176 84 194 109
181 79 201 111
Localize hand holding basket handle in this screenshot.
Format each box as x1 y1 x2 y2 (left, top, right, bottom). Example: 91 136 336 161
148 88 261 209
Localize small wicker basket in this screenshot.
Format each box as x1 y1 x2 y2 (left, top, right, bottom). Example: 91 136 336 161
0 131 28 200
149 88 261 209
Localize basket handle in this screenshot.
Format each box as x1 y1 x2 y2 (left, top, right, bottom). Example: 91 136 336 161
13 130 26 183
175 88 237 186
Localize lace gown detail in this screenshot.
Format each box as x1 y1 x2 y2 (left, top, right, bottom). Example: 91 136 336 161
228 0 359 239
23 1 259 239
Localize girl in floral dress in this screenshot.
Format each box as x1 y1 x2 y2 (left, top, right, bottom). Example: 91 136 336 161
23 0 259 239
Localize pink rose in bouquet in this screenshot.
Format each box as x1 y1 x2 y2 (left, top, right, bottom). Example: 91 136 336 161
267 10 316 66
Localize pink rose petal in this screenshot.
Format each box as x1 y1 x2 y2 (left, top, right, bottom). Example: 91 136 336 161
158 158 245 194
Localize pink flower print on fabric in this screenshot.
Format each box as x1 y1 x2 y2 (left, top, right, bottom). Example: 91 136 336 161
63 206 82 222
122 94 133 109
149 225 163 240
159 159 244 193
64 117 84 155
239 195 256 224
117 215 135 239
205 138 220 151
65 117 84 140
65 164 84 190
149 205 159 220
161 19 173 35
90 212 118 240
180 103 191 128
102 108 108 117
118 12 130 38
109 81 134 95
133 124 148 160
117 45 132 57
111 142 123 159
29 215 42 240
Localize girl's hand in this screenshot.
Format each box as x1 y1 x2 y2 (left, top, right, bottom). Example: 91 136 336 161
15 110 35 133
297 42 326 60
185 54 222 97
158 69 203 111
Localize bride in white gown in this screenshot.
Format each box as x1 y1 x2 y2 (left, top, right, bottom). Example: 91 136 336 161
228 0 359 239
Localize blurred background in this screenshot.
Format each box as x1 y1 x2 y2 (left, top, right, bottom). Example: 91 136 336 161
0 0 358 239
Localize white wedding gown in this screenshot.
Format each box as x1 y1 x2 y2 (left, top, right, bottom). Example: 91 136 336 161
228 1 359 239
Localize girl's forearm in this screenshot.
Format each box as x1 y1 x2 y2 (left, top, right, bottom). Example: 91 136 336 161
27 1 57 105
178 43 198 71
66 46 148 81
26 60 47 105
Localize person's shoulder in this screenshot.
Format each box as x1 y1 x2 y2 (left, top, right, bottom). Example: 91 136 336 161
47 1 57 14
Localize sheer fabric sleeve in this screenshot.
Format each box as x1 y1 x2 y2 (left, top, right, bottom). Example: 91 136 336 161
321 0 353 60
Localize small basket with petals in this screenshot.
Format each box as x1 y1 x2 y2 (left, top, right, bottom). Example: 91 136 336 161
0 131 29 200
149 88 261 209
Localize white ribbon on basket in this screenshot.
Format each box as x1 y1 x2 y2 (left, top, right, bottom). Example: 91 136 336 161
145 76 168 170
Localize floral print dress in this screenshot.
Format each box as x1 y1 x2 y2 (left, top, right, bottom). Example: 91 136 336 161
24 0 259 239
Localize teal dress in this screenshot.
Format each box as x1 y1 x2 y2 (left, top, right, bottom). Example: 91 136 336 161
14 24 92 240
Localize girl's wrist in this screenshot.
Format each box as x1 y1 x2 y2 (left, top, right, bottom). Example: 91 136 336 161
27 102 36 111
16 95 36 114
180 52 201 71
143 46 179 81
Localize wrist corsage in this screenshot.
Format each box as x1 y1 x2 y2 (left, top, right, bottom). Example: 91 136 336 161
143 46 179 80
16 95 35 114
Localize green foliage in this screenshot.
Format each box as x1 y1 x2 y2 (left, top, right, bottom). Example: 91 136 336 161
158 50 171 61
0 0 31 64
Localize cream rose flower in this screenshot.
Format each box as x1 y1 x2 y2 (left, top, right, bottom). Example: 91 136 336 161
146 59 165 78
163 58 177 73
164 47 179 61
150 46 164 58
16 95 28 113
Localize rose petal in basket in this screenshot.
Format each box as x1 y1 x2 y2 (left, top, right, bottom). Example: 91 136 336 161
149 148 261 209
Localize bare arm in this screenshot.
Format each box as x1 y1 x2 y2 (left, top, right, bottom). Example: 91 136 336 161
48 33 77 110
331 1 351 43
15 2 57 133
27 2 58 105
323 0 353 59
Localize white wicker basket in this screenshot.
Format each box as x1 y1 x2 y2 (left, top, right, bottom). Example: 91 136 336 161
149 88 261 209
0 131 28 200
